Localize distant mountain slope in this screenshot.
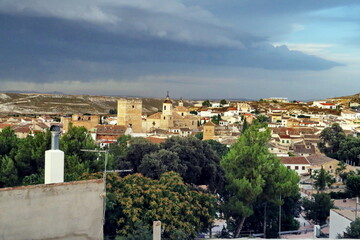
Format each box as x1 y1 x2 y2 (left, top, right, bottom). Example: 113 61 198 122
0 93 194 115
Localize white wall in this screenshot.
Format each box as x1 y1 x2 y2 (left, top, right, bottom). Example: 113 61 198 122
284 164 310 175
0 179 104 240
329 210 352 239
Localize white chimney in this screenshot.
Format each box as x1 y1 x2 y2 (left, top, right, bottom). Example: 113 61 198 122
45 125 64 184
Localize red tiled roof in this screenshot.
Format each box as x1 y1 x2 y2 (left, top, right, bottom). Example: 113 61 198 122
279 134 291 139
281 157 310 165
96 125 126 135
146 136 167 144
0 123 12 129
320 103 335 106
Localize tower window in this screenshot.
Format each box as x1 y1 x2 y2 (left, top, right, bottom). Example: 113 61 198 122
164 116 166 120
132 105 135 108
164 106 166 110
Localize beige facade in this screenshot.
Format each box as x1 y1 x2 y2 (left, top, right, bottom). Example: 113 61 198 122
145 95 198 132
237 103 251 113
117 98 142 133
203 121 216 140
61 114 100 132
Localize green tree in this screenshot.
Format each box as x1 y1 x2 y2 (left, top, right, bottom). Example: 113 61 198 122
302 193 334 225
337 136 360 166
220 99 227 106
221 124 299 237
312 166 335 192
60 124 98 180
243 193 301 238
190 110 198 115
161 136 225 193
204 139 229 158
202 100 211 107
14 131 51 181
195 132 203 140
89 172 216 239
336 161 347 178
0 126 18 158
318 123 345 158
345 218 360 238
255 115 270 125
138 149 186 179
346 175 360 197
109 135 131 167
211 114 222 125
109 109 117 114
0 155 18 187
124 137 159 172
242 118 249 133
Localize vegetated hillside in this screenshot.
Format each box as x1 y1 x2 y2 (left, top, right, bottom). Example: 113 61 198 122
332 92 360 100
0 93 195 115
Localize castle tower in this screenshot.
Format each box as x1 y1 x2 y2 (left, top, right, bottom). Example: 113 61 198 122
203 121 216 140
160 92 174 129
117 98 143 133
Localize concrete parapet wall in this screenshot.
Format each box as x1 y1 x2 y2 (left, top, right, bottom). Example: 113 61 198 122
0 179 104 240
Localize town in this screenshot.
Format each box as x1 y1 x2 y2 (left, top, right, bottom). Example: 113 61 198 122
0 92 360 239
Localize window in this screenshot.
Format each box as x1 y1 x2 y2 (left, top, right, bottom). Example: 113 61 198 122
182 113 184 116
287 166 291 169
295 166 299 170
164 106 166 110
286 140 290 143
164 116 166 120
302 166 305 170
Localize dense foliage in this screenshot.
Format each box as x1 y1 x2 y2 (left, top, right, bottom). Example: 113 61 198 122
83 172 216 240
311 166 335 191
221 123 299 238
319 124 360 166
344 218 360 238
0 125 101 187
114 136 226 194
302 193 334 225
318 123 345 158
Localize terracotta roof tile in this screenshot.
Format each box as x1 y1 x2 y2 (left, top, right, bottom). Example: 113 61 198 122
281 157 310 165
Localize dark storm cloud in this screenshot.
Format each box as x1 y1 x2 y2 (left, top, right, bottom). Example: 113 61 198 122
0 0 343 83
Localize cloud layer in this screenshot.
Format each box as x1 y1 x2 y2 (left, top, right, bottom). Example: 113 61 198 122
0 0 357 99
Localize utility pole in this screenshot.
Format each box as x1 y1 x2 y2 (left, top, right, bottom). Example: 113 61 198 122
81 148 133 225
81 149 109 225
279 195 282 236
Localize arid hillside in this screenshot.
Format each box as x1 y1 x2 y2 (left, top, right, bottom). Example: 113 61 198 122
0 93 195 115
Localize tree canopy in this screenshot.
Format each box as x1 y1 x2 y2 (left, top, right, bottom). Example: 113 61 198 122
345 218 360 238
318 123 345 158
85 172 217 240
221 123 299 237
346 175 360 197
312 166 335 192
302 193 334 225
202 100 211 107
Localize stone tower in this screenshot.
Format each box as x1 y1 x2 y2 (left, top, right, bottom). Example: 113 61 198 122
203 121 216 140
160 93 174 129
117 98 143 133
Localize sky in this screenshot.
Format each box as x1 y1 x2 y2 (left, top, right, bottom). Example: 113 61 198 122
1 0 360 100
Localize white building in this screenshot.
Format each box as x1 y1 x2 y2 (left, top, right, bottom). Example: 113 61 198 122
341 110 360 120
280 156 310 175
